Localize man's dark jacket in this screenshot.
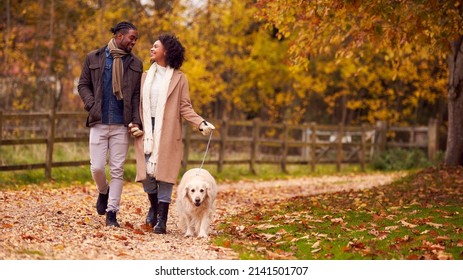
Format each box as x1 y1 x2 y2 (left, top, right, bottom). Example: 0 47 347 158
78 45 143 127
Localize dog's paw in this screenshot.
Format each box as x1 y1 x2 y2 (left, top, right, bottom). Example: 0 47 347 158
185 231 194 237
198 232 208 238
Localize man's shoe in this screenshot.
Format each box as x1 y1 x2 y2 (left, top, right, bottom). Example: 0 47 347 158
96 189 109 215
106 211 120 227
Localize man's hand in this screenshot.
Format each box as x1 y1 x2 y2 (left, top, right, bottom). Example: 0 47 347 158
128 123 144 137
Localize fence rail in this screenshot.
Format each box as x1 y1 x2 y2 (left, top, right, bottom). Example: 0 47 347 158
0 111 440 179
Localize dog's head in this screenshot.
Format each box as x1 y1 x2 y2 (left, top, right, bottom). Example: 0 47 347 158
184 178 210 207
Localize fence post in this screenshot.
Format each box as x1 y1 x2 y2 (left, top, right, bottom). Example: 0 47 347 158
310 122 317 172
250 118 259 175
376 120 388 154
360 123 366 172
45 109 56 179
428 118 438 161
218 120 227 173
182 124 191 171
281 122 288 173
336 123 343 172
410 126 416 144
0 111 3 143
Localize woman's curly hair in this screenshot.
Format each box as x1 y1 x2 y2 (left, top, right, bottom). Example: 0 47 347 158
158 34 185 70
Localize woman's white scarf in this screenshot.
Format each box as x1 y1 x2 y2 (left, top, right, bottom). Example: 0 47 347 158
142 63 174 176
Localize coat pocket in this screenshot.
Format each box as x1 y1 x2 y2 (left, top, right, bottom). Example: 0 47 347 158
123 63 142 98
89 63 100 86
129 63 142 73
128 64 142 83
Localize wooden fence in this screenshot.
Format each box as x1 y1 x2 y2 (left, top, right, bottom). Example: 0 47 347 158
0 111 440 179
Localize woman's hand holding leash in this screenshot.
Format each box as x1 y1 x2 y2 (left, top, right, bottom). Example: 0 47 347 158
199 121 215 136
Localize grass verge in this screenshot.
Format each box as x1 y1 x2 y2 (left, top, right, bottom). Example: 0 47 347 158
212 166 463 260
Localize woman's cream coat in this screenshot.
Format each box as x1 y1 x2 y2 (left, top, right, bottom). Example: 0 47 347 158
134 69 205 184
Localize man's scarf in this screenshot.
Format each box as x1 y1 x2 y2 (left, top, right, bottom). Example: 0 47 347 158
108 38 128 100
142 63 174 176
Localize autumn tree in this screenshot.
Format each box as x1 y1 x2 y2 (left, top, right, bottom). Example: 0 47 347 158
181 0 305 123
256 0 463 165
1 0 89 111
290 41 447 125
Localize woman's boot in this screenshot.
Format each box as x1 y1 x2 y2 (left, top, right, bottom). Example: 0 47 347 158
153 202 169 234
146 193 158 227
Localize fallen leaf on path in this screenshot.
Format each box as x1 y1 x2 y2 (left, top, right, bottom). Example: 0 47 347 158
426 222 443 229
400 220 418 228
256 224 278 230
311 248 321 253
385 225 399 231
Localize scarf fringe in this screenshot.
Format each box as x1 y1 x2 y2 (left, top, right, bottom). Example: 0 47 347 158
146 158 156 177
143 138 153 155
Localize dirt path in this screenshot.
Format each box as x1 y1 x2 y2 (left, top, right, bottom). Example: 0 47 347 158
0 172 405 260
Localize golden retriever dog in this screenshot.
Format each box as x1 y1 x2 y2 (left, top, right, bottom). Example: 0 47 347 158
176 168 217 238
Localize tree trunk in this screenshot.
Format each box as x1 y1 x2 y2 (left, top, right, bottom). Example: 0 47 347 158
4 0 10 68
445 36 463 166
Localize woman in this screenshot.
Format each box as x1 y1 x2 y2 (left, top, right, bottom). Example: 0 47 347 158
131 34 214 234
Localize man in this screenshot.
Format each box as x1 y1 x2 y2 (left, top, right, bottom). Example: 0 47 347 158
78 21 143 227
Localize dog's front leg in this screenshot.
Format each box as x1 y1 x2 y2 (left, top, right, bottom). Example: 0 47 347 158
184 215 194 237
197 215 210 238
